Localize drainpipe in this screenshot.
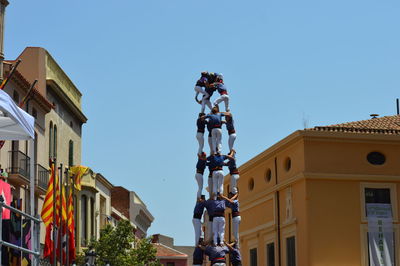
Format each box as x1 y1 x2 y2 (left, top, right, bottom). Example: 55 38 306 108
275 157 282 266
0 0 8 82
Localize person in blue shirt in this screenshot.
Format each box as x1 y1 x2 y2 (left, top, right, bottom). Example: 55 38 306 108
210 194 227 246
224 241 242 266
196 113 206 155
204 197 215 244
212 74 230 112
224 113 236 152
195 152 207 199
207 153 232 198
192 195 206 246
203 106 230 155
222 192 241 244
195 72 213 113
193 239 206 266
226 149 240 195
200 242 229 266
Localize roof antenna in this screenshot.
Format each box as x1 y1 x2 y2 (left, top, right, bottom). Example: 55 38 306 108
370 114 379 119
397 98 399 115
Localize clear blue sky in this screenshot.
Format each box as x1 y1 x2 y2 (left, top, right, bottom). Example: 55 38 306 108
6 0 400 245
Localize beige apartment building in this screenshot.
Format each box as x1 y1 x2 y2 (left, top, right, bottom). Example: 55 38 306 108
224 115 400 266
0 60 52 215
9 47 87 248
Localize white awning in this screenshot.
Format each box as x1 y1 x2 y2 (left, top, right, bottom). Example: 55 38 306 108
0 89 35 140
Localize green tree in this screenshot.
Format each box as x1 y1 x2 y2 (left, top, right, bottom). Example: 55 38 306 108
86 219 160 266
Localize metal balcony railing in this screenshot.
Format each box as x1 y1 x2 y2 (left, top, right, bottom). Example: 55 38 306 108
8 150 30 181
35 164 49 191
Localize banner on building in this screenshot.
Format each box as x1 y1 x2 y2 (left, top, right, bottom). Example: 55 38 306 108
366 203 394 266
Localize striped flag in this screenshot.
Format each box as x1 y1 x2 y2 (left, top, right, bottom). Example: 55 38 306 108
41 161 56 227
69 165 89 191
67 189 76 261
41 161 56 258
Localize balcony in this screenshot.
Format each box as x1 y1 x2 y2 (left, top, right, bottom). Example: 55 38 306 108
8 150 30 184
35 164 49 193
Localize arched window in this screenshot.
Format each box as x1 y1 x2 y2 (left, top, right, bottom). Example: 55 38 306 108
53 125 57 159
81 195 87 246
68 140 74 167
90 197 95 239
49 122 53 160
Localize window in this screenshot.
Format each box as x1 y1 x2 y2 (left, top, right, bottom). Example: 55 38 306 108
32 108 37 119
265 168 272 183
250 248 257 266
284 157 291 171
365 188 391 204
13 90 19 103
286 236 296 266
248 178 255 191
68 140 74 166
367 152 385 165
90 197 95 239
53 125 57 159
81 195 87 246
49 122 53 160
267 242 275 266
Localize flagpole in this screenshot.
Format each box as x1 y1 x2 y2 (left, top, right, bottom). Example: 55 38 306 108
52 158 57 266
59 163 63 265
65 168 69 266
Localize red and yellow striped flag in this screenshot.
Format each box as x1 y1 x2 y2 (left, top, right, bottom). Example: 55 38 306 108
41 162 56 227
67 189 76 261
69 166 89 191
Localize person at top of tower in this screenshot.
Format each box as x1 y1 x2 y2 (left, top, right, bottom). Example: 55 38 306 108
195 72 212 113
211 74 230 112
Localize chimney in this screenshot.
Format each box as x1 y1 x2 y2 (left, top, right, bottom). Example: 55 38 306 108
151 234 160 243
370 114 379 119
0 0 8 82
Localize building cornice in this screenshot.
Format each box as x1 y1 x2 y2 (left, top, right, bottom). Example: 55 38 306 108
47 79 87 123
96 173 114 190
237 129 400 176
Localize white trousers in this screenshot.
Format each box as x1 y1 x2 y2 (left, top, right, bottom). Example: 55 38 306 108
228 133 236 152
232 215 241 242
207 219 213 243
213 170 224 197
208 176 213 196
196 132 204 155
212 216 225 245
208 135 213 154
195 86 212 113
195 173 203 199
230 174 240 194
213 94 230 112
201 97 212 113
211 128 222 154
192 218 202 245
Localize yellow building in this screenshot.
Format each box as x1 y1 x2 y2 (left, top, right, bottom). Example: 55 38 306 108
224 115 400 266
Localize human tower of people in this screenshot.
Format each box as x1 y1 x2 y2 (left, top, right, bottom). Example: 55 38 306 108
192 72 242 266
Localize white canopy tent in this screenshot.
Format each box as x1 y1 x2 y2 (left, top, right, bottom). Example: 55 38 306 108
0 89 34 140
0 89 38 264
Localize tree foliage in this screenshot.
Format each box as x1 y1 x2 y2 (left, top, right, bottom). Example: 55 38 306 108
82 220 160 266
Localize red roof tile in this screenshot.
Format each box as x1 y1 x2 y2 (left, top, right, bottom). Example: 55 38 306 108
153 243 188 259
307 115 400 135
